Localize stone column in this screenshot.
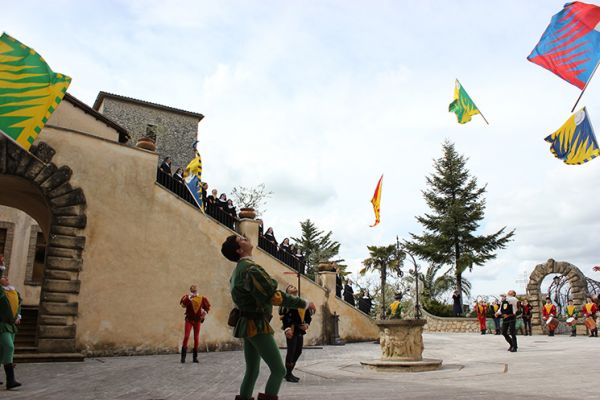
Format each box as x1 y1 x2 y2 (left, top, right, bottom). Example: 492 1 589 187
236 219 260 248
317 270 337 294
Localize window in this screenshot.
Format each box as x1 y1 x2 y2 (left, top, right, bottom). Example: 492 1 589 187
31 231 46 283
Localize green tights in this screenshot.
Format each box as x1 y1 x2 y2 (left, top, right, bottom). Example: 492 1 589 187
0 332 15 365
240 333 285 399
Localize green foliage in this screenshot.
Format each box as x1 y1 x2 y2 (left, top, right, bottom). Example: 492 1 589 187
292 219 342 280
230 183 273 216
419 264 471 303
405 140 515 308
360 244 405 319
423 298 454 317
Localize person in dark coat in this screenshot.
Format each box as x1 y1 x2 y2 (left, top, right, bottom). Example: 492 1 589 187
343 280 355 306
264 227 277 246
358 290 372 315
335 272 343 298
226 199 237 218
217 193 228 210
279 284 312 383
452 290 462 316
159 157 172 174
201 182 208 209
173 167 184 182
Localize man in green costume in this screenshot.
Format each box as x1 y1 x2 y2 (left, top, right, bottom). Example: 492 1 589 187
221 235 315 400
0 264 22 390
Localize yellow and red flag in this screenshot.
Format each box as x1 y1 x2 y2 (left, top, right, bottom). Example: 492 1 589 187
370 174 383 227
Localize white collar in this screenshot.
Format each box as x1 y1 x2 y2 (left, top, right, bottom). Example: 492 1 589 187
2 285 15 291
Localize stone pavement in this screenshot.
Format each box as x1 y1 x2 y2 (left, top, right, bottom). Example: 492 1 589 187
4 332 599 399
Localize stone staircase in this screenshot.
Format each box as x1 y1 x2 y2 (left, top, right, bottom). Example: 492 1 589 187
13 305 84 363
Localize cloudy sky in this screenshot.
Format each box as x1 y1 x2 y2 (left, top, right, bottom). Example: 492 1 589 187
5 0 600 299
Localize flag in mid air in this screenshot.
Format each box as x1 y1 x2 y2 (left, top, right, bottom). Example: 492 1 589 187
449 80 481 124
528 2 600 90
370 174 383 227
545 107 600 165
0 33 71 151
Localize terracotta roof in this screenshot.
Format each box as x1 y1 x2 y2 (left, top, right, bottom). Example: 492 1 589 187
64 93 130 143
93 91 204 121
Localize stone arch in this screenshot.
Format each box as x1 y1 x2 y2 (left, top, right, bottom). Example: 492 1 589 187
526 258 587 334
0 136 86 353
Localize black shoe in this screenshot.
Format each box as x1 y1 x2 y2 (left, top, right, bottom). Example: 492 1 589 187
181 347 187 363
192 350 198 363
507 346 513 351
509 348 517 352
284 373 299 382
570 333 576 337
4 364 21 390
290 373 300 381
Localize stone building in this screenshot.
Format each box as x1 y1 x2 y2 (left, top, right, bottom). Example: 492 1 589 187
0 92 377 361
93 91 204 170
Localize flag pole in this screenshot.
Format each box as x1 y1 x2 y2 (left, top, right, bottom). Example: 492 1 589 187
457 79 489 125
571 60 600 112
0 129 47 165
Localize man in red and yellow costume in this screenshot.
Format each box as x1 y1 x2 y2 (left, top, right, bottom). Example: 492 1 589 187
542 297 557 336
581 296 598 337
475 300 488 335
180 285 211 363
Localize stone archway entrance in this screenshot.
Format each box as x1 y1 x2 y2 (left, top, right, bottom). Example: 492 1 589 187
0 136 86 354
526 259 588 335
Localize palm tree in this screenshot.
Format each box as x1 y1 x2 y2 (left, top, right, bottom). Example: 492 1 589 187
419 264 471 304
360 244 405 319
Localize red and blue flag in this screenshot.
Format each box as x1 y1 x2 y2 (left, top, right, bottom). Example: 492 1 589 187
528 2 600 89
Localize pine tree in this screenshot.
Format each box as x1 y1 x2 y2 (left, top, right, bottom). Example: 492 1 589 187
404 140 515 310
292 219 341 280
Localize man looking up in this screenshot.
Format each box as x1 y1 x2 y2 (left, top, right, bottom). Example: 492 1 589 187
221 235 316 400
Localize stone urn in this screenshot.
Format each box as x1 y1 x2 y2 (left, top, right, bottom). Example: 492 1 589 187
238 207 257 219
136 136 156 151
361 319 442 372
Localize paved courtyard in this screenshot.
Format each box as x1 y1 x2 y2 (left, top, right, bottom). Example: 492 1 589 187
4 332 599 399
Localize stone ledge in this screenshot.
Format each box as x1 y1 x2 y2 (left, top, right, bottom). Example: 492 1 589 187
361 358 443 372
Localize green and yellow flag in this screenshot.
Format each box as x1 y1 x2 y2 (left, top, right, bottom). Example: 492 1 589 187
0 33 71 151
449 80 483 124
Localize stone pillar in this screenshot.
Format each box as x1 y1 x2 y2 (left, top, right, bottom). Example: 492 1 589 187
237 219 260 248
317 271 336 294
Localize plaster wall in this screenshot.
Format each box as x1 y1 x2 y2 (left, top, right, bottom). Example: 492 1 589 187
35 121 377 355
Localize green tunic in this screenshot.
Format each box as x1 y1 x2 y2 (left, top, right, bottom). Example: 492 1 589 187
0 285 21 334
230 258 307 338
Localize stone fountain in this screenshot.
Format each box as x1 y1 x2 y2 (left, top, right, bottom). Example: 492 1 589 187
361 319 442 372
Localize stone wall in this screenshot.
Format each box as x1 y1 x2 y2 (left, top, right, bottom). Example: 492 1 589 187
421 309 480 333
98 97 201 170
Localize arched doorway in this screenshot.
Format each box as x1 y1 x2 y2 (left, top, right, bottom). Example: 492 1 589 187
0 136 86 354
526 259 587 335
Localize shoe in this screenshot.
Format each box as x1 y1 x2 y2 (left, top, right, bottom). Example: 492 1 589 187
181 347 187 363
257 393 279 400
4 364 21 390
507 346 513 351
290 372 300 381
509 348 517 352
192 350 198 363
234 396 254 400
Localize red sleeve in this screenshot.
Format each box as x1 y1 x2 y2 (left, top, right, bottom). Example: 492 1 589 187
552 305 557 315
180 295 189 307
202 297 211 312
594 304 599 314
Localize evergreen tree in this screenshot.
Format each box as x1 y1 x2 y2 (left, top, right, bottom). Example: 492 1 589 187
404 140 515 310
360 244 405 319
292 219 341 280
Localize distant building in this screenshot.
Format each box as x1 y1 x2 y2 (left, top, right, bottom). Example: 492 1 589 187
93 92 204 170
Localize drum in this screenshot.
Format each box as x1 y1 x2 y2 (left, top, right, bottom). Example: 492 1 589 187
566 317 576 326
546 316 559 331
584 317 596 330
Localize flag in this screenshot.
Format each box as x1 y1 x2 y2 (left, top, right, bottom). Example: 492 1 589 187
0 33 71 151
448 80 481 124
370 174 383 227
545 107 600 165
184 146 203 209
528 2 600 90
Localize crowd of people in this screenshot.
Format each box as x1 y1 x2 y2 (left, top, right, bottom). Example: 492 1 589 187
471 292 600 342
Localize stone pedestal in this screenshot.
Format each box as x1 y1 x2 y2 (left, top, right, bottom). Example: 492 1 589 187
236 218 260 247
361 319 442 372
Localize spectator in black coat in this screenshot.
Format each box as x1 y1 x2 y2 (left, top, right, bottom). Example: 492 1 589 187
160 157 172 174
173 167 184 182
358 290 373 315
264 227 277 246
336 272 343 298
201 182 208 209
217 193 228 210
226 199 237 218
343 279 355 306
279 238 291 253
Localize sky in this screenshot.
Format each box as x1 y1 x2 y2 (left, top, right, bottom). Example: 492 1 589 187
4 0 600 301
